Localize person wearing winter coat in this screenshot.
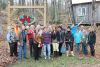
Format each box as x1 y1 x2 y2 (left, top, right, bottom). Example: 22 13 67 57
65 26 74 56
56 26 65 56
7 26 18 57
74 27 83 57
81 29 88 56
42 27 52 60
18 25 28 60
88 27 96 56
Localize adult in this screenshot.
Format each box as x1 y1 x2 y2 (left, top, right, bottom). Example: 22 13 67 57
18 25 27 60
88 27 96 56
27 25 35 57
7 26 18 57
56 26 65 56
42 27 51 59
65 26 74 56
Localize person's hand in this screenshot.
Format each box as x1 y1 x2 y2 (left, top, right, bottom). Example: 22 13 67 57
18 42 20 46
27 42 29 45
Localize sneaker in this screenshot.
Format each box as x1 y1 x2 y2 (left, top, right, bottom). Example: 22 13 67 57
48 57 51 60
71 51 74 56
66 51 69 56
45 57 47 60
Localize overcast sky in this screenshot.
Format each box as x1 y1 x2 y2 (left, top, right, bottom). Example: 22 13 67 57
47 0 100 4
72 0 100 4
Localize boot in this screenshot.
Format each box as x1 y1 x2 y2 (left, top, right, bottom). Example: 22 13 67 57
91 50 95 56
71 51 74 56
66 51 69 56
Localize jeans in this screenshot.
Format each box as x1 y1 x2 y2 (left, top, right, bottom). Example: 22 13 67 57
89 43 95 56
66 42 73 51
82 43 88 55
43 44 51 58
59 42 63 56
75 43 81 56
29 38 34 57
33 43 39 60
18 42 27 60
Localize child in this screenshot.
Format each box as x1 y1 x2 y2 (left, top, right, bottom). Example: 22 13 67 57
65 26 74 56
88 27 96 56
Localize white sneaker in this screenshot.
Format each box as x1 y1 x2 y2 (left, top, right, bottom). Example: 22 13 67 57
48 57 51 60
45 57 47 60
71 51 74 56
66 51 69 56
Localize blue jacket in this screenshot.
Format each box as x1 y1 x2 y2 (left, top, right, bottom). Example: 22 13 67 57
71 25 78 37
74 31 83 44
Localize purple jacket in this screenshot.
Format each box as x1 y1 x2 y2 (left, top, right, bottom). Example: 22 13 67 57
42 32 51 44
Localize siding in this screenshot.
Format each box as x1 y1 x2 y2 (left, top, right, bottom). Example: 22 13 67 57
73 2 100 24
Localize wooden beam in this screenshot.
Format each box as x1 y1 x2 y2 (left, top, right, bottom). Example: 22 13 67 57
10 6 45 9
36 9 44 17
7 1 11 26
7 1 47 26
44 3 47 26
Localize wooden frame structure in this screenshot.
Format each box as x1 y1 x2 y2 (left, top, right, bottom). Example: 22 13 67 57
7 1 47 26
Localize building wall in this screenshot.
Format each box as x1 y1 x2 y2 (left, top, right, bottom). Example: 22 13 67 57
73 2 100 24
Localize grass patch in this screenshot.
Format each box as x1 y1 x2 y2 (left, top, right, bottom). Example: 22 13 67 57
10 54 100 67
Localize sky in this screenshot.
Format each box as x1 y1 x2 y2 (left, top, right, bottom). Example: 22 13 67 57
72 0 92 4
47 0 100 4
72 0 100 4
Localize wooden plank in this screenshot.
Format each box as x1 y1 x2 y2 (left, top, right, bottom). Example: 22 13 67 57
10 6 45 9
36 9 44 17
44 3 47 26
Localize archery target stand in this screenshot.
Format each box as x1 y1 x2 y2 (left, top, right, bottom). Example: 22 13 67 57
7 1 47 26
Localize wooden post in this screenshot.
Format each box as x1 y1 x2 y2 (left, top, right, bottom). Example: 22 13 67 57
44 1 47 26
7 0 47 26
7 1 11 26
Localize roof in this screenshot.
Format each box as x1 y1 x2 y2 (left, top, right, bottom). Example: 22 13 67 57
72 0 100 5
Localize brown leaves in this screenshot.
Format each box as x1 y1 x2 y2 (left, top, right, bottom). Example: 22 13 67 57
0 42 17 67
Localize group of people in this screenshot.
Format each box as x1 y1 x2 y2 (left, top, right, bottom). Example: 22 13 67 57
6 22 96 61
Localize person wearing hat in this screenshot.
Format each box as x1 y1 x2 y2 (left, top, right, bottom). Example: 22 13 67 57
65 26 74 56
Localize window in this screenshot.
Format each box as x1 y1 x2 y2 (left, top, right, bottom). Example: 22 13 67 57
77 7 86 16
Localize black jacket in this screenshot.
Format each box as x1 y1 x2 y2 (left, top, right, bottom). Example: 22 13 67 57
88 31 96 44
65 31 74 43
56 30 65 43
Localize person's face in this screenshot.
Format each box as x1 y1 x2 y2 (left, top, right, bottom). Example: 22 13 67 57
11 28 14 32
67 28 70 31
44 27 48 32
57 27 61 31
22 26 25 30
71 23 74 27
16 24 19 27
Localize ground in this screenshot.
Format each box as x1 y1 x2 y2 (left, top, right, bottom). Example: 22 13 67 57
0 27 100 67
